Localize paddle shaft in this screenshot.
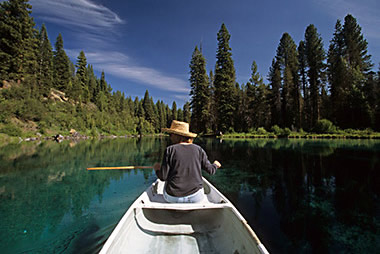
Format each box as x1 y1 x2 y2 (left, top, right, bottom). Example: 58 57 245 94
87 166 154 170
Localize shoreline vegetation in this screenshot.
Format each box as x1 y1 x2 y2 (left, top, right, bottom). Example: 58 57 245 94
220 132 380 140
1 123 379 145
219 122 380 139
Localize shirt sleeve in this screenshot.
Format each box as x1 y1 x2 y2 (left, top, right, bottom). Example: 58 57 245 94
200 147 217 175
155 147 170 181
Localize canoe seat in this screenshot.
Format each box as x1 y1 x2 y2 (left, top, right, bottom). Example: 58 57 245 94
136 179 229 212
134 208 196 235
147 180 213 204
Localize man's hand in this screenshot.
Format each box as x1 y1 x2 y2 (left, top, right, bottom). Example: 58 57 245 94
213 160 222 168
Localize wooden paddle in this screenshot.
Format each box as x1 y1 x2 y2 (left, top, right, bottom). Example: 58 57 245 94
87 166 154 170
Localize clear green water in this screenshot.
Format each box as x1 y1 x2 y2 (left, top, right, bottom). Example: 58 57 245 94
0 138 379 253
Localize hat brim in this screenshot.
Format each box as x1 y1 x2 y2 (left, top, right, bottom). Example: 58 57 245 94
162 128 197 138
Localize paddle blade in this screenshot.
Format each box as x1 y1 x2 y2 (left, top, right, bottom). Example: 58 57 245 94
86 166 153 170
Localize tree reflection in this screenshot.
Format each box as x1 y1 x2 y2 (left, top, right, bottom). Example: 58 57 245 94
203 138 380 253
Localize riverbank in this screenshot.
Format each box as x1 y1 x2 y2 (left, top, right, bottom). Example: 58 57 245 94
212 128 380 139
1 128 380 145
219 133 380 139
0 132 165 145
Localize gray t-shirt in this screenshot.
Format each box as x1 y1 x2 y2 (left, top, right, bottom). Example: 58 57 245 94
155 143 217 197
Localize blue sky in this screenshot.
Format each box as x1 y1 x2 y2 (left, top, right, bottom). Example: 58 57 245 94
8 0 380 107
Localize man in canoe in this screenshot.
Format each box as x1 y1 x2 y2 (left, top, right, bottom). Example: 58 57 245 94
154 120 221 203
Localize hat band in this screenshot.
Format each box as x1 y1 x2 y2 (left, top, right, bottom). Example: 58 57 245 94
162 128 197 138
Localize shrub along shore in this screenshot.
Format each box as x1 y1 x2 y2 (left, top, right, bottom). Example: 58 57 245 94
0 132 167 145
220 132 380 139
217 121 380 139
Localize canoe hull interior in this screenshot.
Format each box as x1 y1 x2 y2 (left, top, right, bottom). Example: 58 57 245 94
100 178 269 254
105 207 263 254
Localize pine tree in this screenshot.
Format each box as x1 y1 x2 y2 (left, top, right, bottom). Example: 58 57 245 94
156 101 165 131
257 84 271 129
69 60 75 78
268 59 282 126
304 24 326 128
343 15 372 73
276 33 300 128
133 97 140 116
183 102 191 123
143 90 155 125
171 101 177 121
136 100 145 118
161 101 168 128
126 97 134 117
189 46 210 133
177 108 184 121
152 97 159 130
0 0 22 80
328 20 347 126
75 51 90 102
113 90 123 113
165 104 171 127
363 71 376 124
96 91 108 112
214 24 236 132
99 71 108 93
87 65 97 102
232 83 245 132
37 23 53 97
282 66 293 127
298 40 309 129
120 92 129 115
247 61 269 128
0 0 38 84
343 14 372 128
53 33 71 92
328 15 373 128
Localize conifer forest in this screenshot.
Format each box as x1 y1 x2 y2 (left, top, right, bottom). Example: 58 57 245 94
1 0 379 139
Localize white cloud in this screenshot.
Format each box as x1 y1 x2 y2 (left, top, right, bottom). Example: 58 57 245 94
315 0 380 39
29 0 189 95
106 64 190 94
30 0 124 31
173 94 191 101
67 50 190 94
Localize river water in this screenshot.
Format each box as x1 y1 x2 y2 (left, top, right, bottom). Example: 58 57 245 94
0 137 379 253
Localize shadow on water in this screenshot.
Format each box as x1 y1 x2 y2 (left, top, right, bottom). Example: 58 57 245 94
0 137 379 253
70 221 102 254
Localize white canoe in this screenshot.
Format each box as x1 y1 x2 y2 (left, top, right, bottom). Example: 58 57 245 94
100 177 269 254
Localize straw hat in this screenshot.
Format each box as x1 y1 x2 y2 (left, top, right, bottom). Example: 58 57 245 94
162 120 197 138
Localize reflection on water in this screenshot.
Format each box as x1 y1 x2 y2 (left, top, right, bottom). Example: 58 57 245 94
204 138 380 253
0 138 165 253
0 138 379 253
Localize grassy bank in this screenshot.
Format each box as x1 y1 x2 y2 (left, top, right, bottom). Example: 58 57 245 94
218 121 380 139
0 133 20 144
220 129 380 139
